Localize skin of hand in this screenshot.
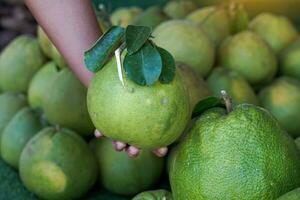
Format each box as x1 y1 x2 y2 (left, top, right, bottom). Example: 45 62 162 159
25 0 168 157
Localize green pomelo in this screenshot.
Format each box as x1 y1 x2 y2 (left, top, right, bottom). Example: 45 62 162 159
280 37 300 81
249 13 298 55
51 45 68 69
163 0 198 19
28 62 60 109
277 188 300 200
295 137 300 151
19 127 98 200
37 26 52 58
171 104 300 199
0 35 46 92
219 31 277 87
90 138 164 195
207 67 259 105
132 6 169 29
177 63 211 109
43 68 94 135
0 92 27 152
259 77 300 138
186 6 231 46
1 107 43 169
110 7 143 27
87 56 190 149
152 20 215 77
132 189 173 200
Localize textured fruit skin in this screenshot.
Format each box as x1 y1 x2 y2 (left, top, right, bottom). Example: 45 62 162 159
28 62 59 109
249 13 298 54
19 127 98 200
132 6 169 29
177 63 211 109
163 0 197 19
132 189 173 200
110 7 143 27
90 138 164 195
44 68 94 135
87 56 190 149
0 92 27 153
219 31 277 86
1 107 42 169
280 37 300 81
0 36 46 92
277 188 300 200
186 6 231 46
207 67 259 105
153 20 215 77
259 77 300 138
170 104 300 200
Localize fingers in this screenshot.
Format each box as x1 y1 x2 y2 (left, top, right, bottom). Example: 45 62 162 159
94 130 103 138
152 147 168 157
126 146 140 158
112 141 127 151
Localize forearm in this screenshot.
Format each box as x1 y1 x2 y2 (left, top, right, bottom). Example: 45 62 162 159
25 0 102 87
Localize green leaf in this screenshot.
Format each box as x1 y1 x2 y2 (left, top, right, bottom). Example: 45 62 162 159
84 26 125 73
157 46 176 84
231 4 249 34
125 25 152 55
124 42 162 86
192 96 226 118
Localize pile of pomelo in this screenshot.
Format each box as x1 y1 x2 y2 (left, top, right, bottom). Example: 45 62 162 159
1 0 300 199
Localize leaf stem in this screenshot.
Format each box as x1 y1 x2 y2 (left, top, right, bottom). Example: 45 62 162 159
115 42 126 87
221 90 233 113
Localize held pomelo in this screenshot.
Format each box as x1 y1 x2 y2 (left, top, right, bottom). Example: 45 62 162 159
1 107 43 169
19 127 98 200
152 20 215 77
87 56 191 149
90 138 164 195
170 103 300 199
0 35 46 92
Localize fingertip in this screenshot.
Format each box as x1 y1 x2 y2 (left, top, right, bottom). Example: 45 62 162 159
153 147 168 157
127 146 140 158
112 141 127 151
94 130 103 138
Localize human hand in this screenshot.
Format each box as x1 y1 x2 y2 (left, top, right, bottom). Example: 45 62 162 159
94 130 168 158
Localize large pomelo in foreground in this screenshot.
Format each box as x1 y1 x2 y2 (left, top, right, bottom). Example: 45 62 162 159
0 35 46 92
170 104 300 200
90 138 164 195
43 68 94 135
1 107 43 169
152 20 215 77
19 127 98 200
87 57 190 149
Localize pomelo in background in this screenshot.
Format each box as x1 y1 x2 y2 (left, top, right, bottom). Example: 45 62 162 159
132 189 173 200
110 7 143 27
153 20 215 77
277 188 300 200
87 56 190 149
90 138 164 195
0 35 46 92
19 127 98 200
163 0 197 19
171 104 300 199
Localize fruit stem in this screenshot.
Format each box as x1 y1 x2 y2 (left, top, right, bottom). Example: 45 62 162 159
221 90 233 113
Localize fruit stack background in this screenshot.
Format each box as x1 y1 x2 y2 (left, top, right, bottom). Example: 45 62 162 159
1 0 300 199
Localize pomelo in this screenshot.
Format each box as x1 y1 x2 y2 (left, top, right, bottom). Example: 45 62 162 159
0 35 46 92
277 188 300 200
207 67 259 105
1 107 43 169
90 138 164 195
259 77 300 138
28 62 60 109
132 189 173 200
186 6 231 46
43 68 94 135
152 20 215 77
110 7 143 27
249 13 298 54
19 127 98 200
87 56 190 149
171 104 300 199
219 31 277 87
163 0 197 19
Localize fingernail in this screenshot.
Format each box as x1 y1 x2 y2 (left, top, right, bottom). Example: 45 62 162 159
127 146 139 157
112 141 126 151
153 147 168 157
94 130 103 138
